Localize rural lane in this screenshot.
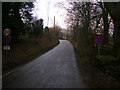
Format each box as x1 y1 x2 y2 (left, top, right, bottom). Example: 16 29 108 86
3 40 88 88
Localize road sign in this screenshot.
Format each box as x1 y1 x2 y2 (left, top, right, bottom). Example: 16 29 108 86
3 36 11 45
95 36 103 44
4 45 10 50
4 28 11 36
94 27 103 35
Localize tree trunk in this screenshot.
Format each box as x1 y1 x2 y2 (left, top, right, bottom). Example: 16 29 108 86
103 10 109 45
104 2 120 59
13 2 23 26
99 2 109 45
113 21 120 59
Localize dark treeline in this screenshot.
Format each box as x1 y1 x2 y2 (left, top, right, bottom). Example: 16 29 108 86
2 2 45 42
104 2 120 59
2 2 60 72
66 2 120 60
65 1 120 84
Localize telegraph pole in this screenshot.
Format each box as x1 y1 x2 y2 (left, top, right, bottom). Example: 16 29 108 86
47 0 50 26
54 16 55 30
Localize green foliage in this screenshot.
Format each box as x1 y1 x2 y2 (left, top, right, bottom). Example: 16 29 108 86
95 54 120 82
95 55 117 61
100 45 113 55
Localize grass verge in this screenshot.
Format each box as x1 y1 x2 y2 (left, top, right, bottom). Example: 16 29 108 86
3 37 59 74
72 40 120 88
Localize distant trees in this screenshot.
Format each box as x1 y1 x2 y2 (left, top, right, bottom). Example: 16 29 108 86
32 19 44 38
66 2 102 44
44 26 51 39
54 25 63 38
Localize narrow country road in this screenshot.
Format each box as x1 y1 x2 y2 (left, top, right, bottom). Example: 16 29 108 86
3 40 88 88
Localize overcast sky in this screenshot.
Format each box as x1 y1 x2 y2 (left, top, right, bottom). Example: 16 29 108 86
32 0 68 29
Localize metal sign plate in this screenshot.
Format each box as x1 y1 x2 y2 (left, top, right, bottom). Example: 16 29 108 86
95 36 103 44
95 27 103 35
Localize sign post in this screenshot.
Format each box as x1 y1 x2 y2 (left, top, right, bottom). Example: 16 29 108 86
95 36 103 54
94 27 103 54
3 28 11 51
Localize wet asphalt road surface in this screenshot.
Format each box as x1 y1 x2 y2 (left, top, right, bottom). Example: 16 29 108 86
3 40 88 88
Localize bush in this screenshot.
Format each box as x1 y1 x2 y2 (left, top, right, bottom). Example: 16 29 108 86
95 55 117 61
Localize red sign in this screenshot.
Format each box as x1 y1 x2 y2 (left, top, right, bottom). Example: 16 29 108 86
3 36 11 45
4 28 11 36
94 27 103 36
95 36 103 44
